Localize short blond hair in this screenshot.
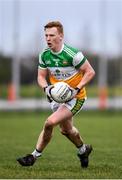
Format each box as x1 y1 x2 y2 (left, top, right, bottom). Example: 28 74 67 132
44 21 64 34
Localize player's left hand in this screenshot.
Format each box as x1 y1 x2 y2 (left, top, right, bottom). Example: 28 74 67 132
67 87 80 101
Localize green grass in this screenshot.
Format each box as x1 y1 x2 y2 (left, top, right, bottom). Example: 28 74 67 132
0 110 122 179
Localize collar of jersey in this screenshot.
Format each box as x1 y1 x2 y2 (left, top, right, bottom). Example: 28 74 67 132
51 44 64 55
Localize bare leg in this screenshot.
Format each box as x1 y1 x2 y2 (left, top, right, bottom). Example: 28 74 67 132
36 125 53 152
36 105 73 152
60 118 84 147
17 105 87 167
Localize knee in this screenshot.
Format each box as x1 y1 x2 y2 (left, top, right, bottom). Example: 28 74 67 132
44 118 54 131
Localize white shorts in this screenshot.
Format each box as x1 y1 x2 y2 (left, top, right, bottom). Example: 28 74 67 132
50 98 86 116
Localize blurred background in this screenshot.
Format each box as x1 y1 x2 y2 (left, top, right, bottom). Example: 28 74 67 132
1 1 122 178
0 0 122 110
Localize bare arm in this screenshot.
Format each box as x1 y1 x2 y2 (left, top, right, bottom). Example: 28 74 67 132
37 68 49 89
77 60 95 89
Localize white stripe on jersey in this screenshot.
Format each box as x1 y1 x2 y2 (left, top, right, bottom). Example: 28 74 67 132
64 47 76 58
64 46 76 56
48 66 78 80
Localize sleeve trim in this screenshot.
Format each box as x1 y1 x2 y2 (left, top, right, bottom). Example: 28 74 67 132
75 57 86 69
38 65 47 69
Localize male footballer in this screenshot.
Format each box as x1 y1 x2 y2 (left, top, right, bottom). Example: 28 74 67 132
17 21 95 168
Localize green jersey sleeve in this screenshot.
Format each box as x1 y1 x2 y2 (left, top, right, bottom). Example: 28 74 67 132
38 53 47 69
73 52 86 69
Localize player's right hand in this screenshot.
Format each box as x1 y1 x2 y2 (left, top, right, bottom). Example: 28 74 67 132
44 85 54 102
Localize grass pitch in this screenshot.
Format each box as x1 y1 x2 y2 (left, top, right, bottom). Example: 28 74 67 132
0 110 122 179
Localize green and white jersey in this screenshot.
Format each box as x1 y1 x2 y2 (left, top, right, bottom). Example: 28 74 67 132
38 44 86 81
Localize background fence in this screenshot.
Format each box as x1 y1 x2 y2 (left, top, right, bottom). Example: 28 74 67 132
0 0 122 110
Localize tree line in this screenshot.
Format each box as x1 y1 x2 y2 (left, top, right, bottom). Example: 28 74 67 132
0 52 121 86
